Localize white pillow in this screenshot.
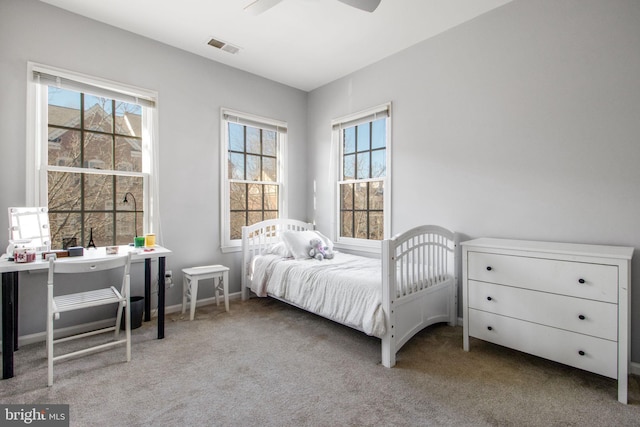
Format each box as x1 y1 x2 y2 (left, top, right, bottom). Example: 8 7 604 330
281 230 333 260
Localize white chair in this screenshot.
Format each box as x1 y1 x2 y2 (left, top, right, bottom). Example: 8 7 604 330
46 252 132 386
181 265 229 321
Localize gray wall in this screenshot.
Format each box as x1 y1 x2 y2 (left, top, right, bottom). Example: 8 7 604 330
0 0 308 336
307 0 640 361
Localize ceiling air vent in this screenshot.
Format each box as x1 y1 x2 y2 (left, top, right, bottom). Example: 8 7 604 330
207 37 240 54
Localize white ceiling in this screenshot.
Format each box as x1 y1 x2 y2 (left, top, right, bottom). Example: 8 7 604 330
40 0 512 92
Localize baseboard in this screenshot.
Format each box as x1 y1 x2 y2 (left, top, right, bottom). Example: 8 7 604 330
4 291 244 347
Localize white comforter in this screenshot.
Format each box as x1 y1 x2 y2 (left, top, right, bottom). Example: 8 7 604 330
250 253 386 338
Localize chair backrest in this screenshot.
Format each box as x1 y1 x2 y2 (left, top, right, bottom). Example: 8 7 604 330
48 252 132 292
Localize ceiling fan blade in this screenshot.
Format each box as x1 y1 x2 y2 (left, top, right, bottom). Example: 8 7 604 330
337 0 382 13
244 0 284 15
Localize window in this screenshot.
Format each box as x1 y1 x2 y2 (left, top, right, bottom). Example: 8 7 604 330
333 103 391 246
27 63 158 249
221 109 287 249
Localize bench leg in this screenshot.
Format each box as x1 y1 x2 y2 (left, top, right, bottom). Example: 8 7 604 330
215 278 220 307
182 275 189 315
189 279 199 321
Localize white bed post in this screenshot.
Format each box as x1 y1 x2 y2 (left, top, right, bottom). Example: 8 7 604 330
241 225 249 301
381 238 395 368
450 233 460 327
462 243 470 351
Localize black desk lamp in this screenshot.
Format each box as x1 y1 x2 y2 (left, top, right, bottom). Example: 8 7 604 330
123 192 138 238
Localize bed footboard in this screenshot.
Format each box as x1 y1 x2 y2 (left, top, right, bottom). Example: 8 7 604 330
381 225 458 367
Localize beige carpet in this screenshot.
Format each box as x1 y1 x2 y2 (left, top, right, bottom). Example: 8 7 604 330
2 298 639 426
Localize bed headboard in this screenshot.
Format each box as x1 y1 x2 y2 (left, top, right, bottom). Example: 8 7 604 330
241 218 313 299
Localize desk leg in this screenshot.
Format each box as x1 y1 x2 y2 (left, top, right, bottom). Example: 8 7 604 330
2 271 17 380
158 257 165 339
13 275 18 351
144 259 151 322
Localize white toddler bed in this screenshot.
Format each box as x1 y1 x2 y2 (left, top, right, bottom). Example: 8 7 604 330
241 218 458 367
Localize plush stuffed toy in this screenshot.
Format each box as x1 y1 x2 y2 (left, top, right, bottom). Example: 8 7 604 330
309 238 334 260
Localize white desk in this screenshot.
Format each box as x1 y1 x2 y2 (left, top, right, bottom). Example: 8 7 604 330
1 245 172 380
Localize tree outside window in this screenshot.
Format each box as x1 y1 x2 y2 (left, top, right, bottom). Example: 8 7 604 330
227 122 280 240
339 117 387 241
46 87 144 248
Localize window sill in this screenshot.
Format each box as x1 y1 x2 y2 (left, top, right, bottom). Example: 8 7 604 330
221 244 241 254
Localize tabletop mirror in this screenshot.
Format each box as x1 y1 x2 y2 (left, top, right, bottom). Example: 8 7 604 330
7 207 51 253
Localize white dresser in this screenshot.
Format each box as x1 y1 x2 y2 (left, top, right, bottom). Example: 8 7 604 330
461 238 633 403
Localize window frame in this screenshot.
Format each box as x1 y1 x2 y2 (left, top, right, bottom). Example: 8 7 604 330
220 108 288 252
26 62 159 248
332 103 392 252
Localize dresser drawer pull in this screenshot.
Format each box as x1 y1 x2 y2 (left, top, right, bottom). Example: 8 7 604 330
487 296 492 301
487 326 493 331
578 314 586 320
486 266 492 271
578 350 586 356
578 278 585 284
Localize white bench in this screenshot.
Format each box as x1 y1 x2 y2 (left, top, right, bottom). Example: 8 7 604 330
181 265 229 320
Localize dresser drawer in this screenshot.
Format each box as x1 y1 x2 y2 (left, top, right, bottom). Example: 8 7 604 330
467 252 618 303
468 309 617 379
468 280 618 341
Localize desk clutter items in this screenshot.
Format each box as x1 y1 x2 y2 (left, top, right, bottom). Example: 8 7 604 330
39 248 84 260
68 246 84 257
134 236 146 247
7 206 52 262
86 227 96 248
145 233 156 247
8 207 51 253
14 247 36 263
106 246 119 255
6 240 30 256
42 249 70 260
4 239 36 262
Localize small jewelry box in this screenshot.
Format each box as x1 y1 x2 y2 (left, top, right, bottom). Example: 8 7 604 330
14 248 36 263
68 246 84 257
